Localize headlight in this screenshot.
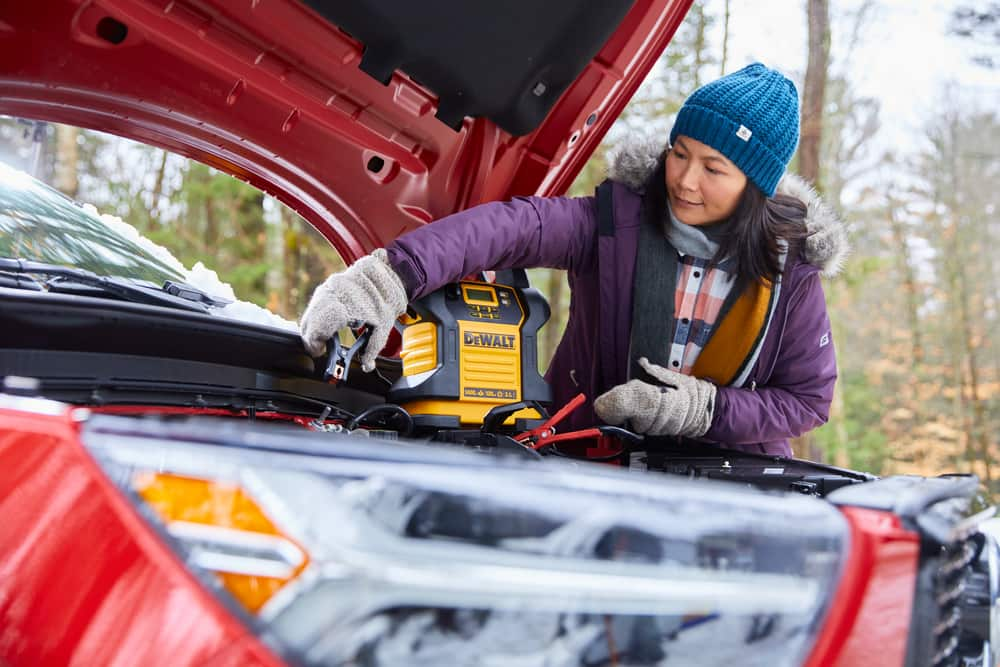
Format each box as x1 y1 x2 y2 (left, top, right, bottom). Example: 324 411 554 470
83 417 849 666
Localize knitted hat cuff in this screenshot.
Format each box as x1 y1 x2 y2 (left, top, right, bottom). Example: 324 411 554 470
670 103 786 196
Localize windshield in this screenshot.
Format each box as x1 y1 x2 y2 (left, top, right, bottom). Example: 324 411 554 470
0 161 183 285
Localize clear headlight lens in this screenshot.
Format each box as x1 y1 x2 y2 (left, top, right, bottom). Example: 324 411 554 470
85 421 848 666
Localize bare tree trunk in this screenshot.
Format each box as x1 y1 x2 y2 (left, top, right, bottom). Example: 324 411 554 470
801 0 830 188
150 151 169 219
829 281 850 467
204 197 218 250
54 124 78 197
691 5 708 88
543 269 565 368
932 194 974 474
830 371 849 467
979 221 1000 432
886 193 924 364
266 200 288 317
26 121 52 182
956 255 993 485
958 362 977 472
720 0 731 76
936 186 977 477
284 207 305 315
941 114 994 486
793 0 831 459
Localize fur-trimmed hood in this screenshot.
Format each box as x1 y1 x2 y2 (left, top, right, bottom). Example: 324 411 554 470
606 137 849 278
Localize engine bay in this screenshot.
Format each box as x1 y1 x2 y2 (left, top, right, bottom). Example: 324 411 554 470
0 279 878 499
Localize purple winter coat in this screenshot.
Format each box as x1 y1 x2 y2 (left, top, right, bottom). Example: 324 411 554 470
386 148 847 456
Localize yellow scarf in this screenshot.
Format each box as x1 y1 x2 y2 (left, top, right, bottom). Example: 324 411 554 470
691 278 774 386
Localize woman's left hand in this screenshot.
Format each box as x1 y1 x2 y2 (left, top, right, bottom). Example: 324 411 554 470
594 358 716 437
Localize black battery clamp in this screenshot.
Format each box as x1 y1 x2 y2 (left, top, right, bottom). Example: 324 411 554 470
324 323 372 384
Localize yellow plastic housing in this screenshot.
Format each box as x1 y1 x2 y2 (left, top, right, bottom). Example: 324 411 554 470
400 399 541 426
400 321 438 376
457 320 521 402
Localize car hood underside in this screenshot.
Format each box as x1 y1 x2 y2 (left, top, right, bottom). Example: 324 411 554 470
0 0 691 261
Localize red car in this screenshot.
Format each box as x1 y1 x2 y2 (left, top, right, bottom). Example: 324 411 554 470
0 1 997 666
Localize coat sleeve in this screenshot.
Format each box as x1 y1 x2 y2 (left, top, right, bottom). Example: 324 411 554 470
705 271 838 445
385 195 597 299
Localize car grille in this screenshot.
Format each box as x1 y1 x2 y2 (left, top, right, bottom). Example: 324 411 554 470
932 534 979 667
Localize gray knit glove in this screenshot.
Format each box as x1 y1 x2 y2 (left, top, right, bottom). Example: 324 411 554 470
593 358 717 437
299 249 408 371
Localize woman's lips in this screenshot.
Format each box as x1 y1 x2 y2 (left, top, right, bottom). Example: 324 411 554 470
673 195 703 207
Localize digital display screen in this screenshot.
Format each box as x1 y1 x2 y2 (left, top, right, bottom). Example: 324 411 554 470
466 288 493 301
464 286 497 305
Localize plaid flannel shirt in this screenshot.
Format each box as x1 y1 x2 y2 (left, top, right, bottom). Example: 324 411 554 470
667 253 737 375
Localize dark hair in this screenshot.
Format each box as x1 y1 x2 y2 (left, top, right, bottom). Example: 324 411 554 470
644 152 808 285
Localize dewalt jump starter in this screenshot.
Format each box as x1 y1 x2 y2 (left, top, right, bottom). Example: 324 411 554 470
388 271 551 430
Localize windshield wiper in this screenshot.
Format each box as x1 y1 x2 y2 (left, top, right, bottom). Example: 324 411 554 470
0 258 231 313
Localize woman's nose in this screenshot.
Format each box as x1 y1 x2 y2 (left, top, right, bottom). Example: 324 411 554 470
678 166 699 192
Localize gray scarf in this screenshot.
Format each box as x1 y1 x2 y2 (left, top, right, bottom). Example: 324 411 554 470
665 202 727 260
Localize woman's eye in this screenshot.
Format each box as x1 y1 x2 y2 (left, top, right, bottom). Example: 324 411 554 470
706 167 722 175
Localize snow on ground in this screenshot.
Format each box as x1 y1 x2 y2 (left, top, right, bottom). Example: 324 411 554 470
83 204 300 333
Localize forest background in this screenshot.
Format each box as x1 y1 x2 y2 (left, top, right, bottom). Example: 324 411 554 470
1 1 998 484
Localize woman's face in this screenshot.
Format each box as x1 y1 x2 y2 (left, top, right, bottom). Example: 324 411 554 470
664 135 748 226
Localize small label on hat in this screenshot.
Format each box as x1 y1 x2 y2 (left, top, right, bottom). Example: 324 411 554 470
736 124 752 141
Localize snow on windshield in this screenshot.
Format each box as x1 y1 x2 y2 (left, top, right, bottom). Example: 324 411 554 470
84 204 300 333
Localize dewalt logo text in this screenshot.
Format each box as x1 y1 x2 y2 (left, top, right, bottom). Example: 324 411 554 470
463 331 516 349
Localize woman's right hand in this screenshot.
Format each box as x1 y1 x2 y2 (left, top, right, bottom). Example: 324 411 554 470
299 248 409 371
594 358 716 437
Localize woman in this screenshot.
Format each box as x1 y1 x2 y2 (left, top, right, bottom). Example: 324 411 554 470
299 63 848 455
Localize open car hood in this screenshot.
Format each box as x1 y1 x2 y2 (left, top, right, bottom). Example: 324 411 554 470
0 0 690 261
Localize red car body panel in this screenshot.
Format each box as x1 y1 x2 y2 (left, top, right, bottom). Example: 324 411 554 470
804 507 920 667
0 405 283 667
0 0 691 262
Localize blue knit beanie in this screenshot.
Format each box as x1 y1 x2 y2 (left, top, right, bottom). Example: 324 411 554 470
669 63 800 197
